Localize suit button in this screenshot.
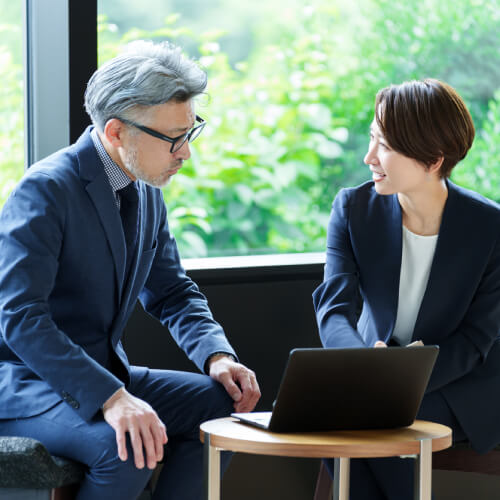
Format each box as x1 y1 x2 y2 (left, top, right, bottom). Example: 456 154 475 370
70 400 80 409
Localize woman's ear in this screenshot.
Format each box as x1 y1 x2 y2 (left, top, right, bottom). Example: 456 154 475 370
428 156 444 175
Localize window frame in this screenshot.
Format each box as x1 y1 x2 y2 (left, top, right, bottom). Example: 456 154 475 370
24 0 96 166
25 0 325 275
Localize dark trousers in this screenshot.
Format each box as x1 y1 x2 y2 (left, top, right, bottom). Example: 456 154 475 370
0 366 234 500
323 390 466 499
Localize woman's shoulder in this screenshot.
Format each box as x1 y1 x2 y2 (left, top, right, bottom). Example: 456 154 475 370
448 181 500 218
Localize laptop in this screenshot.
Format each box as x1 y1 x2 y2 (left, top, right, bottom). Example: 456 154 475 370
232 346 438 433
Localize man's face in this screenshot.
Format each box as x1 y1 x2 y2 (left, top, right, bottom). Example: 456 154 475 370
120 100 196 188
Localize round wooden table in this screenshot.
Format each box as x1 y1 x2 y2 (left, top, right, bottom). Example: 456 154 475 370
200 417 452 500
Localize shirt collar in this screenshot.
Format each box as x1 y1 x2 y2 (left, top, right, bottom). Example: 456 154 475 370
90 127 133 193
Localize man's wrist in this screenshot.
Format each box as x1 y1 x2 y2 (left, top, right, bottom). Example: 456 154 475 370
205 352 237 373
102 386 125 412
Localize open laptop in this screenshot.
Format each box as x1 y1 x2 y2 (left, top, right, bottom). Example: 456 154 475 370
232 346 438 432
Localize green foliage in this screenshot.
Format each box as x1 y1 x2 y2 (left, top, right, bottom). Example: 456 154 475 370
0 0 24 206
98 0 500 257
453 92 500 201
2 0 500 257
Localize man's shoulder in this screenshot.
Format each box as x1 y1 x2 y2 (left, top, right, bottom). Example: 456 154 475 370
18 148 81 199
29 147 77 176
20 128 97 191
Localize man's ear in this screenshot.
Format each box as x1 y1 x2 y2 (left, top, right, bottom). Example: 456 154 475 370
102 118 126 148
428 156 444 175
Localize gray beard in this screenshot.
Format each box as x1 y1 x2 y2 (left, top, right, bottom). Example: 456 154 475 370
124 146 173 188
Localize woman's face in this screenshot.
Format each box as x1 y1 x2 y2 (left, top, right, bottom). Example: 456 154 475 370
364 118 430 196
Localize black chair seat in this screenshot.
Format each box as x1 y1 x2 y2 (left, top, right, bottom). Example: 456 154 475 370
0 436 85 489
433 440 500 475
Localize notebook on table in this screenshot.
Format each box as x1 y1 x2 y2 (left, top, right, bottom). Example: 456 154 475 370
232 346 438 433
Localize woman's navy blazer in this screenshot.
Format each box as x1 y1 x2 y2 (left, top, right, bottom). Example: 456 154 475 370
313 180 500 453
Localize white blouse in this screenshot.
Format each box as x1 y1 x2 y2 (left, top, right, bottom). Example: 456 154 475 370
392 226 438 346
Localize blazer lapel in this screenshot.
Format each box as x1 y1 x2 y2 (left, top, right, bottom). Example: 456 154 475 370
412 182 461 343
109 183 148 347
359 191 403 343
381 194 404 342
75 128 127 296
85 178 127 293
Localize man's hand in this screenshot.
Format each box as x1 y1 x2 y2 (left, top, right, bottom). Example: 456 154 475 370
208 355 261 412
374 340 387 347
102 387 167 470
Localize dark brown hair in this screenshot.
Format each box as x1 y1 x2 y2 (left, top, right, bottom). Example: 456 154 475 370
375 79 475 178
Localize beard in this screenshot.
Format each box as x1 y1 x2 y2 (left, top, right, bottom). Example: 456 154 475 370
123 144 179 188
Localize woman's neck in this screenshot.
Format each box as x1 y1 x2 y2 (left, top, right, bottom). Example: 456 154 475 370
398 179 448 236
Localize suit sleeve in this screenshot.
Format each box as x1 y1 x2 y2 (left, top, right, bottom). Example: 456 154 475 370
0 172 124 421
139 197 236 373
313 189 367 348
426 229 500 392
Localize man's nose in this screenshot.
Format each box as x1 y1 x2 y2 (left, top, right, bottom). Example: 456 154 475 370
174 140 191 161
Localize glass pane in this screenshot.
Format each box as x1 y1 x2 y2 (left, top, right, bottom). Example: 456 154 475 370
0 0 24 208
98 0 500 258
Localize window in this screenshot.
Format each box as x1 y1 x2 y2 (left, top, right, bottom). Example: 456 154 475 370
98 0 500 259
0 0 24 206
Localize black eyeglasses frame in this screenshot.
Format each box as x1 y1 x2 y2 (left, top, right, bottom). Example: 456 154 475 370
116 115 206 153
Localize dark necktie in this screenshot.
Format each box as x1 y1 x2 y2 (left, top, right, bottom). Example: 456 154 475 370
118 182 139 276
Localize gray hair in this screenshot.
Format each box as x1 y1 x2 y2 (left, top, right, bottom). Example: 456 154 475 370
84 40 207 131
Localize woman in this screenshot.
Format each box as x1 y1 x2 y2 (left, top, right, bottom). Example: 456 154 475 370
313 79 500 498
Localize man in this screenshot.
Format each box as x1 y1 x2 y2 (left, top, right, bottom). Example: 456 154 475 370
0 40 260 499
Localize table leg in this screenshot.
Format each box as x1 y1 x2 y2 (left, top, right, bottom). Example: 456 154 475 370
333 457 350 500
414 438 432 500
203 433 221 500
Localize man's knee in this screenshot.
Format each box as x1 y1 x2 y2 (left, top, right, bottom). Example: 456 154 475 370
204 377 235 417
90 437 154 483
91 427 152 475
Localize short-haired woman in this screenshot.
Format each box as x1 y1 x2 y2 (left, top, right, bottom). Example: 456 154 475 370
313 79 500 498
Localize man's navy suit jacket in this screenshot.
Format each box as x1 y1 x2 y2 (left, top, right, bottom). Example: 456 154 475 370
313 180 500 453
0 127 235 423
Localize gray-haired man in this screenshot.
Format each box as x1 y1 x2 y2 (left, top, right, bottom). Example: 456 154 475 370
0 40 260 499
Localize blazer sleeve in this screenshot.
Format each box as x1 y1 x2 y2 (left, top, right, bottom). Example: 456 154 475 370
139 197 236 373
313 189 367 348
0 172 124 421
426 228 500 392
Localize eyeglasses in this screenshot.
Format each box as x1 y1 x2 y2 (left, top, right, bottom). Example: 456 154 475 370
117 115 206 153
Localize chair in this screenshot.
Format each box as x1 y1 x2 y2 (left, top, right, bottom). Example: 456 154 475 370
432 440 500 475
0 436 84 500
0 435 161 500
313 441 500 500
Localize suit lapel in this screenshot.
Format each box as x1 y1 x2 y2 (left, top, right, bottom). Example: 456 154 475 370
85 178 127 293
382 194 404 342
412 182 461 343
75 128 127 297
360 191 403 343
109 183 149 347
